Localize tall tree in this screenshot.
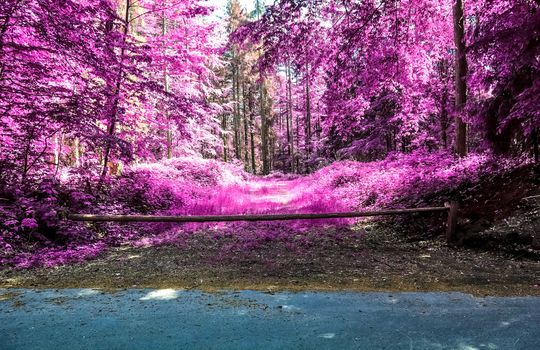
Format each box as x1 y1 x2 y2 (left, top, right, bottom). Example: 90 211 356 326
468 0 539 156
0 0 125 183
100 0 132 183
453 0 468 157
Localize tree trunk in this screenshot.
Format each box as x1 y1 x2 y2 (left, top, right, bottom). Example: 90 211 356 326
441 87 449 149
295 107 300 172
242 81 250 169
73 137 80 167
286 65 294 172
533 128 539 163
22 137 30 183
453 0 468 157
162 15 173 159
250 114 256 173
53 133 60 172
249 86 256 173
222 110 229 162
260 81 270 175
232 60 240 159
304 63 312 172
100 0 130 183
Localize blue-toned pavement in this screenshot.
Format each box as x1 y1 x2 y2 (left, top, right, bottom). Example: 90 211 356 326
1 289 539 349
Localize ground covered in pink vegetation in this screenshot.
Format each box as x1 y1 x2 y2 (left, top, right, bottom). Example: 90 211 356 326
1 0 538 296
1 152 537 269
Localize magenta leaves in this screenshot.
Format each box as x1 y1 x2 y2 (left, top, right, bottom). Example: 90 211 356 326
2 152 527 269
1 0 538 269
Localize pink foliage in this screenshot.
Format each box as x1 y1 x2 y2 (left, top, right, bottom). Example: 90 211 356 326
296 151 523 211
0 0 538 270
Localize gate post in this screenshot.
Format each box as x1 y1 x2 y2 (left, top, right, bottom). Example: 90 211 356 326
445 201 459 243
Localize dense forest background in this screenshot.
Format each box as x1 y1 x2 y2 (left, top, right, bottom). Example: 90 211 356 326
0 0 539 267
1 0 538 177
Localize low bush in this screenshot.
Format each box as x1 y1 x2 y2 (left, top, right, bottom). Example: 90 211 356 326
0 157 249 268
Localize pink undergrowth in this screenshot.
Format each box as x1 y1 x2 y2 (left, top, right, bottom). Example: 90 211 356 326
295 150 522 210
7 243 106 269
128 174 355 248
125 151 520 249
1 152 524 269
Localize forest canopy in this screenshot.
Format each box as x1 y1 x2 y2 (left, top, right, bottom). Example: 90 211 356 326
0 0 539 267
1 0 538 179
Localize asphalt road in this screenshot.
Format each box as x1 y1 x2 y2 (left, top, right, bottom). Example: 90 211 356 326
1 289 539 349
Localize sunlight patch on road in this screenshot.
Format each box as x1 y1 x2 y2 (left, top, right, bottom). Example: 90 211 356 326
318 333 336 339
457 344 481 350
140 289 180 300
387 297 399 304
280 304 301 312
76 289 100 297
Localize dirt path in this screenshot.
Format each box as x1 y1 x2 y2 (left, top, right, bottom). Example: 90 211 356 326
1 225 538 296
185 178 348 216
1 179 539 296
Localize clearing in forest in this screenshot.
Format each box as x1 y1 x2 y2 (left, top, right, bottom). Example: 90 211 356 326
2 175 539 296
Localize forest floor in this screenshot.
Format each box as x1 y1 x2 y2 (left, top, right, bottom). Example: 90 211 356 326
1 179 539 296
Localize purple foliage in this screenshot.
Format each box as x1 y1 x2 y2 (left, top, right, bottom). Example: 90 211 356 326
3 152 522 269
1 0 538 269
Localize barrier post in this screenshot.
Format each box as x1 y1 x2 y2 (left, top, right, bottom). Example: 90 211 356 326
445 201 459 243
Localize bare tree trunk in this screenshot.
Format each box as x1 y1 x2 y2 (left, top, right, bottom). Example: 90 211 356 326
53 133 60 172
22 137 31 183
295 109 300 173
441 87 449 149
453 0 468 157
162 14 173 159
237 66 243 160
270 133 275 170
100 0 130 183
73 137 80 167
286 64 294 172
252 0 270 174
260 81 270 175
222 111 229 162
231 60 237 158
242 81 249 169
248 86 256 173
250 115 256 173
304 63 312 172
533 128 539 163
